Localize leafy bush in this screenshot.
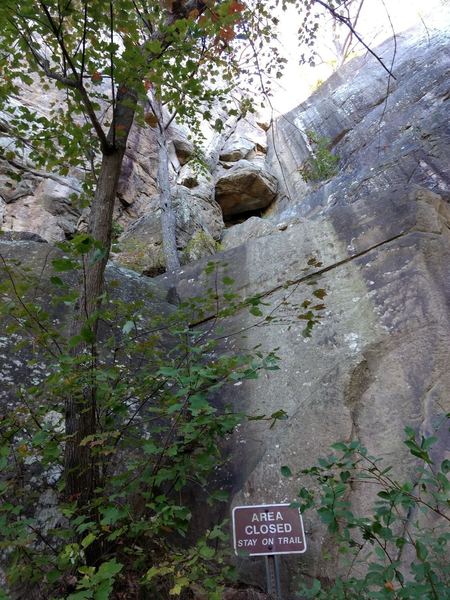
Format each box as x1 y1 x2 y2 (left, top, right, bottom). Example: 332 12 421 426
299 130 340 182
0 239 325 599
284 424 450 599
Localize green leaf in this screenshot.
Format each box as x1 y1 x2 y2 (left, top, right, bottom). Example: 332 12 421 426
97 559 123 579
198 543 215 559
81 532 96 549
312 288 327 300
89 247 107 265
281 465 292 477
100 506 124 526
50 275 64 286
66 592 91 600
144 565 174 582
170 576 190 596
80 324 95 344
68 335 83 348
52 257 78 272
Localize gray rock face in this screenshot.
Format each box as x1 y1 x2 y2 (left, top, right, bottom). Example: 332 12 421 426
158 18 450 595
215 160 278 217
221 216 279 250
0 237 169 405
161 184 450 595
267 19 450 221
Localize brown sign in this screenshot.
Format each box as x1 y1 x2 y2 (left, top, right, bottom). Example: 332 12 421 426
232 503 307 556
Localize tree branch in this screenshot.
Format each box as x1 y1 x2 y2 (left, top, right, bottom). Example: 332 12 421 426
37 1 112 151
314 0 397 79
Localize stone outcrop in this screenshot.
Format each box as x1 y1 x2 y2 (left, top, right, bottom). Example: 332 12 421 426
1 12 450 600
115 181 223 276
215 159 278 217
266 21 450 222
0 161 81 242
0 93 277 270
114 111 275 272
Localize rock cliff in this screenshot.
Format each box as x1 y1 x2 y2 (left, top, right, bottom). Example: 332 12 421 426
1 12 450 599
159 16 450 595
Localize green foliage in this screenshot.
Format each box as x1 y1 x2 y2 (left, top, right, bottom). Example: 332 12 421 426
0 245 325 599
298 130 340 182
283 424 450 599
0 0 298 184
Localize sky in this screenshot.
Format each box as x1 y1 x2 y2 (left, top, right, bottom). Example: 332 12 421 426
271 0 447 113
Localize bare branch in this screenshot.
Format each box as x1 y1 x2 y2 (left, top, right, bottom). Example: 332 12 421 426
314 0 397 79
80 0 88 79
109 1 116 148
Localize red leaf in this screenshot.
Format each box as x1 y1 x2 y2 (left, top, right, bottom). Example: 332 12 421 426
228 1 245 14
219 26 235 41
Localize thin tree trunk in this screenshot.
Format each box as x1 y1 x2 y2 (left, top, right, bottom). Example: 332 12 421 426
154 99 180 272
65 88 136 504
65 150 126 502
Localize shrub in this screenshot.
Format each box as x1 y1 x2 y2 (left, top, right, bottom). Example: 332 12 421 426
299 131 340 182
284 423 450 599
0 241 325 599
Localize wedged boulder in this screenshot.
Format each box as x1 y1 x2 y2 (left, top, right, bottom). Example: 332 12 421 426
215 160 278 216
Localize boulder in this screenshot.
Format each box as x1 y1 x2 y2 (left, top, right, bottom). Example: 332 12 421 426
219 137 255 162
215 160 278 216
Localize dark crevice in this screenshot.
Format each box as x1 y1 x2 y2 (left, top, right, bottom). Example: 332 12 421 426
224 207 264 227
329 128 351 148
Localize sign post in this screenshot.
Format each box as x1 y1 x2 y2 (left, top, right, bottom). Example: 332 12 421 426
265 554 282 599
232 503 307 599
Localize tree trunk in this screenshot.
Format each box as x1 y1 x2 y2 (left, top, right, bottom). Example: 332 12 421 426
154 99 180 272
65 88 136 504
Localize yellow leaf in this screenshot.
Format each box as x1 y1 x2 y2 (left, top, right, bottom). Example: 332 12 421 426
169 576 190 595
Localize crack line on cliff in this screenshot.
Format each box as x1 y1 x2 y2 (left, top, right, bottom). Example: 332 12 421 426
5 158 81 192
256 229 410 302
188 229 411 329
